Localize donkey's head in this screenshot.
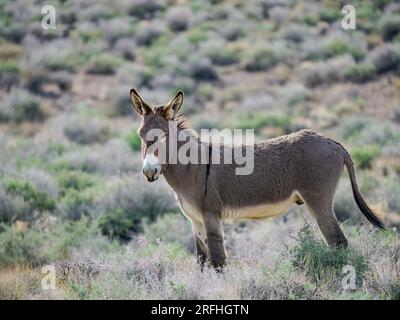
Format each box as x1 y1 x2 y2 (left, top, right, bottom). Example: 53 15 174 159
130 88 184 182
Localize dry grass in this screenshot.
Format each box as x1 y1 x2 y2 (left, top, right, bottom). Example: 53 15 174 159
0 266 42 299
2 214 397 300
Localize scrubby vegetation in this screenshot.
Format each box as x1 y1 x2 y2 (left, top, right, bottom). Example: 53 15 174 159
0 0 399 300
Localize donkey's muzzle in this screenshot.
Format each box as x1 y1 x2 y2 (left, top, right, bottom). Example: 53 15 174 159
142 153 161 182
143 167 159 182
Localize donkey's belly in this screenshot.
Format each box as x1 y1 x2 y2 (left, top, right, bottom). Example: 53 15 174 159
221 192 300 220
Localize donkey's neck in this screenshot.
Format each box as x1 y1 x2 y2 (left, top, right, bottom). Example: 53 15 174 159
162 127 209 196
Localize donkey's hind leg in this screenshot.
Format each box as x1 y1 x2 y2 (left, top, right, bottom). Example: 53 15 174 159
304 196 348 249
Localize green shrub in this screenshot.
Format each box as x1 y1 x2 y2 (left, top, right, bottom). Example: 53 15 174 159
98 177 177 233
166 7 192 32
386 178 400 213
303 15 319 26
58 171 97 196
319 8 341 23
206 46 240 66
44 56 78 72
143 213 193 251
301 55 355 87
0 89 44 123
130 191 174 232
0 60 19 74
99 208 133 240
0 185 18 223
342 118 367 141
0 219 98 267
0 62 19 89
368 44 400 74
290 224 369 284
217 23 244 41
344 62 376 83
282 24 309 44
334 182 361 224
86 54 121 75
244 46 282 72
325 39 365 60
5 180 55 212
187 28 208 45
352 145 381 169
379 15 400 41
356 4 377 20
72 29 102 43
64 118 110 145
107 86 132 117
388 284 400 300
126 129 142 151
134 22 163 46
128 0 166 19
231 113 291 133
57 189 95 220
188 57 218 81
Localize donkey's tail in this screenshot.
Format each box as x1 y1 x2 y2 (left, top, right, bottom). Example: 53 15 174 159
343 149 386 230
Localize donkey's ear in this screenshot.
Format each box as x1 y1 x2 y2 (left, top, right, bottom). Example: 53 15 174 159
130 88 151 117
164 90 184 120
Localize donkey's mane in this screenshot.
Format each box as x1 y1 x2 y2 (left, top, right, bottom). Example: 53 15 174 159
153 106 190 131
175 111 190 131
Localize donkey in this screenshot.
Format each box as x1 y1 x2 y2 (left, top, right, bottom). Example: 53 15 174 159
130 88 385 270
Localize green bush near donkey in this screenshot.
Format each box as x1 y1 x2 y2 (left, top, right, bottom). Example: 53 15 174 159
57 189 96 221
95 177 178 238
57 171 98 196
290 224 369 285
5 179 55 212
230 112 291 134
143 213 193 251
126 129 142 151
99 208 133 240
63 118 110 145
351 145 381 170
0 219 99 267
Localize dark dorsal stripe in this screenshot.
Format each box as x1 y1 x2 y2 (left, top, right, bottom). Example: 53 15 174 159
204 144 212 195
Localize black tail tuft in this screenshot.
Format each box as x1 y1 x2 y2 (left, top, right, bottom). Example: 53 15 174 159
344 151 386 230
351 185 386 230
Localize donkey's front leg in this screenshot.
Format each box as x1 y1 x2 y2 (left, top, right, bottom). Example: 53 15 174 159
203 213 226 271
191 219 207 269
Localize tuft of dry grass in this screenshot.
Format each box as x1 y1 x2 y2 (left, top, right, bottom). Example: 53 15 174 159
0 266 41 299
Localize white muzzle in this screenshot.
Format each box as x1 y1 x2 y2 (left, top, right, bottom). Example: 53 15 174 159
142 153 161 182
